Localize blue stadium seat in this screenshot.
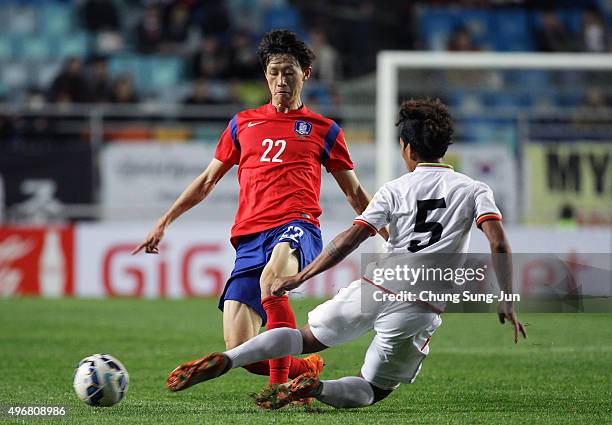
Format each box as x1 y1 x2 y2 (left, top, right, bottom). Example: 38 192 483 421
516 70 551 90
30 59 62 89
456 9 493 49
492 10 533 51
55 32 89 58
109 55 141 81
0 36 13 59
263 6 301 34
148 56 183 92
20 36 51 60
418 7 456 50
6 4 37 34
40 3 72 36
2 62 28 90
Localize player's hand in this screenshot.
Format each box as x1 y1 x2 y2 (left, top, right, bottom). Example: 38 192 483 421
271 275 302 296
132 222 166 255
497 301 527 344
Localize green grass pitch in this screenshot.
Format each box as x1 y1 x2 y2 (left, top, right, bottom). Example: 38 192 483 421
1 298 611 424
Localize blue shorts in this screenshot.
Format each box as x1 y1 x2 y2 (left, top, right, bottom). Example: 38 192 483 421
218 220 322 326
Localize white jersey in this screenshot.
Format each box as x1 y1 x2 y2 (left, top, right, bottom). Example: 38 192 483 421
354 163 501 253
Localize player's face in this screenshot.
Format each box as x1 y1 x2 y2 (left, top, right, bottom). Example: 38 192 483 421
265 55 311 111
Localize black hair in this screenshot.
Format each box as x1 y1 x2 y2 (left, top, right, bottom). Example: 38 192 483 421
256 29 316 70
396 98 454 160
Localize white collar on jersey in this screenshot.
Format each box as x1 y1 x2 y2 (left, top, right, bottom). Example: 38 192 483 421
413 163 454 172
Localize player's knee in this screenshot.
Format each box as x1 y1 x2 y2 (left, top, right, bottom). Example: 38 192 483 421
224 335 249 350
259 267 277 293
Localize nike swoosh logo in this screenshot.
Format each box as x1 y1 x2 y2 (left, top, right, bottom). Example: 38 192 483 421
248 121 266 127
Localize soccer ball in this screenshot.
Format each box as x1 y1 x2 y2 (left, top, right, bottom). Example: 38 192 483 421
73 354 129 407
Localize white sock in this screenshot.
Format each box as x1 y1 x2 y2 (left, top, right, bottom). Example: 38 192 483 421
224 328 303 369
317 376 375 408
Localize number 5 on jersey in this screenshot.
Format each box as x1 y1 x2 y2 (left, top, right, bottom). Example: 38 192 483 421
408 198 446 253
260 139 286 163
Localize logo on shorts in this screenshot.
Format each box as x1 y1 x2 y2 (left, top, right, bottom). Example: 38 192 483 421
294 120 312 136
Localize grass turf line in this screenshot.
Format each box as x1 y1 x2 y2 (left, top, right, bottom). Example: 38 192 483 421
1 298 611 424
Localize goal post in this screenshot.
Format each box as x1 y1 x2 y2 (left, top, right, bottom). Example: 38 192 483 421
375 51 612 188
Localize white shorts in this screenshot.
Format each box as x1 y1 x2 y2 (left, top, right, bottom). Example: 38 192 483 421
308 279 442 390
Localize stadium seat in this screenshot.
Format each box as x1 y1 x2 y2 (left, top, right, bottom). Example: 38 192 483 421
6 4 37 34
2 62 28 90
148 56 183 91
455 9 493 49
30 59 62 89
418 7 456 50
194 124 226 143
20 36 51 60
40 3 72 36
0 36 13 60
55 32 89 58
263 6 301 34
492 10 533 51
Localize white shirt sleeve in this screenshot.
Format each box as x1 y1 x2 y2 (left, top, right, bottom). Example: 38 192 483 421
473 181 502 228
354 185 394 235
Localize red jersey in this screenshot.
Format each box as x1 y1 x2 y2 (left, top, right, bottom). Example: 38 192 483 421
214 102 354 243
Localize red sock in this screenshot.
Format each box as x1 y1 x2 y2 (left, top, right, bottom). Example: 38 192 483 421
243 357 308 378
262 295 296 384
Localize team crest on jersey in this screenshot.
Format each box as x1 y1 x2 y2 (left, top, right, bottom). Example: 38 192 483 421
294 120 312 136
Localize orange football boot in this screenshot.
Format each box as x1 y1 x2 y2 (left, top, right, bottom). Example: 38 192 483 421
166 352 229 392
253 372 321 410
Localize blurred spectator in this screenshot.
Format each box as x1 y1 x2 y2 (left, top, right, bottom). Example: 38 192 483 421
582 87 608 109
535 10 576 52
309 28 340 83
162 3 191 50
183 79 219 105
447 25 480 51
191 36 230 79
80 0 120 33
198 0 231 37
110 74 139 103
580 7 608 53
87 56 113 103
136 5 164 53
48 58 89 104
227 32 260 80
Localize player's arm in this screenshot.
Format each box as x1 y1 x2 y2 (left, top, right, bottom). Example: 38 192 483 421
331 170 389 241
132 158 233 254
271 224 371 295
480 220 527 343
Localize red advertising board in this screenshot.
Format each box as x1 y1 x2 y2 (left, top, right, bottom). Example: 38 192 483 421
0 226 74 297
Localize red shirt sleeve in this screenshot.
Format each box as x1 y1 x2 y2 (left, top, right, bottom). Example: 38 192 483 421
323 123 354 172
214 115 240 165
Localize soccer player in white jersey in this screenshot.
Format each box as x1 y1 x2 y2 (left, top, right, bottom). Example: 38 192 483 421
165 99 527 409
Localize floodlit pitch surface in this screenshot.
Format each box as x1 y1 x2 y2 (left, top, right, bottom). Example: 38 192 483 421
1 298 610 424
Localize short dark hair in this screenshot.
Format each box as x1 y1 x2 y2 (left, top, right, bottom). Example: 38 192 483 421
396 98 454 160
256 29 316 71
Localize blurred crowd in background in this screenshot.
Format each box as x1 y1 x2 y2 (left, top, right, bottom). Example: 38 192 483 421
0 0 611 150
0 0 610 108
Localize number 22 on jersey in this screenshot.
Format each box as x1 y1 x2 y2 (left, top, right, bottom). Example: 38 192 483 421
260 138 286 163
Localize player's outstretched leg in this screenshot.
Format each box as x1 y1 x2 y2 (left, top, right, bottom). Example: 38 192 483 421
260 242 301 385
166 327 313 392
255 373 388 409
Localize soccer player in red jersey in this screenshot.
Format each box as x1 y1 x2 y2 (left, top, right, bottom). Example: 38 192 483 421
133 29 385 389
